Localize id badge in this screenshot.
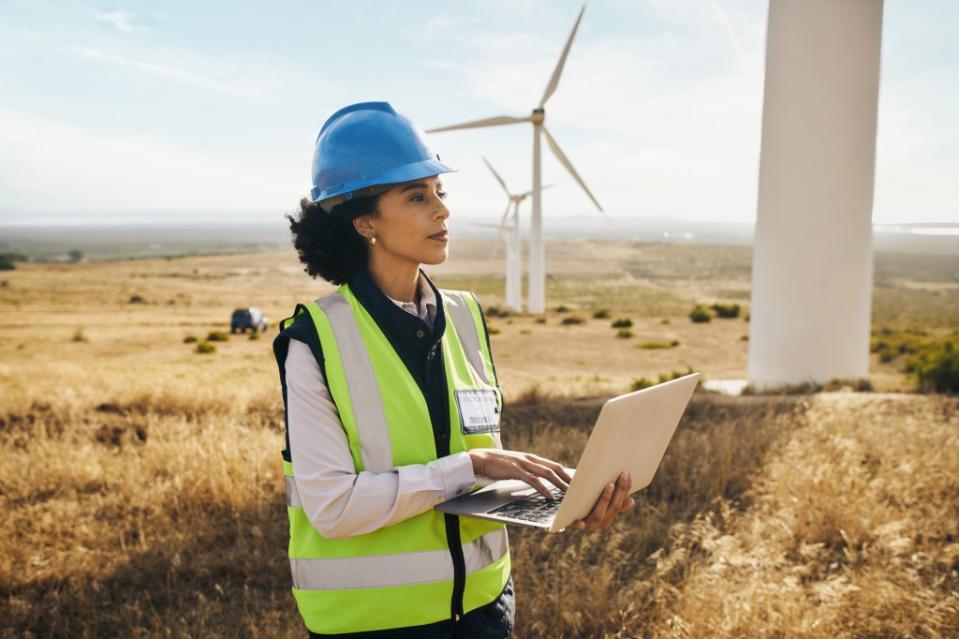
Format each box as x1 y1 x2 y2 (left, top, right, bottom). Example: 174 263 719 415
454 389 501 434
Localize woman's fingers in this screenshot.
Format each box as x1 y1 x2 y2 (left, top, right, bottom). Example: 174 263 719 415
583 482 615 529
522 460 569 492
600 472 632 527
542 464 570 491
527 454 573 485
520 470 554 499
572 471 634 532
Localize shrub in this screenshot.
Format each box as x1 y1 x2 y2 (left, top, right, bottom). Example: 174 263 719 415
660 318 670 325
0 280 7 288
873 331 936 365
206 331 229 342
630 377 655 391
711 303 741 319
249 331 260 341
561 316 584 325
128 294 146 304
0 256 14 271
485 305 510 318
534 317 547 324
71 327 88 343
913 341 959 393
183 335 198 344
519 329 531 335
611 318 632 329
488 326 501 335
670 339 680 347
659 367 695 384
592 309 610 319
555 305 570 313
689 304 711 323
195 341 216 354
740 335 749 341
822 378 873 392
638 340 673 350
616 329 634 339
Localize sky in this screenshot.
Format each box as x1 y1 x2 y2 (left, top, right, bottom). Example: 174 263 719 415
0 0 956 226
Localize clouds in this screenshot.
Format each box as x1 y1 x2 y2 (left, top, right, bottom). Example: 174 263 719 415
94 10 148 33
67 45 303 103
0 0 955 225
436 3 767 220
0 109 303 215
431 0 956 224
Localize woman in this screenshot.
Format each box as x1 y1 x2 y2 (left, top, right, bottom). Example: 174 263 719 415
273 102 634 639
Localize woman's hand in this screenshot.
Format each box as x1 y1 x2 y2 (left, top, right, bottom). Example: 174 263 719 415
467 449 572 499
569 470 635 532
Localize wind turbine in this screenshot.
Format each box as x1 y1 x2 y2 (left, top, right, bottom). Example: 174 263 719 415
481 156 553 312
469 215 521 312
748 0 883 389
427 4 604 314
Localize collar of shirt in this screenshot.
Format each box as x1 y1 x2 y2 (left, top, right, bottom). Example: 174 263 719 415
383 272 437 327
347 262 445 358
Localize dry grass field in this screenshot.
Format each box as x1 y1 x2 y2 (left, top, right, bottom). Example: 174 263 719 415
1 240 957 637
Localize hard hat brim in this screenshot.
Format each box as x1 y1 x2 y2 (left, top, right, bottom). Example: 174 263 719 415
312 158 457 206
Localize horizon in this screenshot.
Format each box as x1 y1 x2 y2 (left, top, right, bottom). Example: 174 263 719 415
3 216 957 264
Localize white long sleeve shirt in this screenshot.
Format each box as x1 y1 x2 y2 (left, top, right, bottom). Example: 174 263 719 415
285 273 478 539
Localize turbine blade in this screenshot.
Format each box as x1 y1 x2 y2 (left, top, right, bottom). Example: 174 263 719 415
482 156 511 198
542 125 605 215
426 115 531 133
539 4 587 108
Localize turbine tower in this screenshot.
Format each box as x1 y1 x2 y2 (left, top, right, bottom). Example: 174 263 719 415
470 216 521 312
482 156 554 312
427 4 604 314
748 0 883 388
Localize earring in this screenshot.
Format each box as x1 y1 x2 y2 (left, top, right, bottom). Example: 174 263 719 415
370 235 377 246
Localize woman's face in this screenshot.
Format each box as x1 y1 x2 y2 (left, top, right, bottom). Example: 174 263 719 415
357 175 450 266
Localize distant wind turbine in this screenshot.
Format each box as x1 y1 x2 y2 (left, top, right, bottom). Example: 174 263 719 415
481 156 553 312
469 217 521 312
427 4 604 314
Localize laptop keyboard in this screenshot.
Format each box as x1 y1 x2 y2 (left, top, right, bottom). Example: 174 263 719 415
487 486 566 524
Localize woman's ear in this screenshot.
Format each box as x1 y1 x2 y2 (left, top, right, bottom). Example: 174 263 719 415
353 214 374 241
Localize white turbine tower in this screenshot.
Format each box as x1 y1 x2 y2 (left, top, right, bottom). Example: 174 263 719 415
427 4 604 314
748 0 883 389
469 215 521 312
481 156 553 312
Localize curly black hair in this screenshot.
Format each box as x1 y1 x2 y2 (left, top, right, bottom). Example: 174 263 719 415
285 193 382 285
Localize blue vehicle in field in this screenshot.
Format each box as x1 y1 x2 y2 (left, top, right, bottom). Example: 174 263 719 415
231 307 268 334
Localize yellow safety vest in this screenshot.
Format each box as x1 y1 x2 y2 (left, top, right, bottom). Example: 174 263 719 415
280 283 510 635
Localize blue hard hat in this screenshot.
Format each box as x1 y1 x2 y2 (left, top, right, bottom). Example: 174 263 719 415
310 101 456 211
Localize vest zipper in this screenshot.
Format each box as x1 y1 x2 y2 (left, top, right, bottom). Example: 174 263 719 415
444 513 467 620
427 348 467 622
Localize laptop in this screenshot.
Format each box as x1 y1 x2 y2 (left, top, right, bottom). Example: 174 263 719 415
436 372 700 533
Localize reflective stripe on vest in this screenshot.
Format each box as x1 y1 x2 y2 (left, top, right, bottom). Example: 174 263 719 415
289 528 508 590
281 284 510 635
314 291 393 472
